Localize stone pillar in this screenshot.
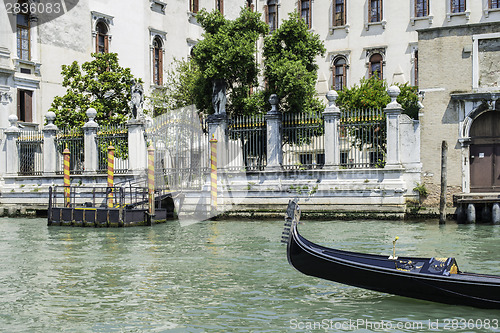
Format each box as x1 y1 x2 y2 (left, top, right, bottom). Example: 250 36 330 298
127 118 147 172
384 86 403 168
5 115 21 175
265 94 282 170
206 113 227 169
323 90 341 168
42 111 59 175
83 108 99 174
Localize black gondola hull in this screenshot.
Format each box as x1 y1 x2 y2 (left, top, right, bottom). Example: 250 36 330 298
284 201 500 309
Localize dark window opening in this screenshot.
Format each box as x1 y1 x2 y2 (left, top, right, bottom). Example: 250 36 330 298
153 37 163 86
369 53 383 80
415 0 429 17
451 0 465 13
17 89 33 123
334 57 347 91
333 0 346 26
96 21 109 54
369 0 382 22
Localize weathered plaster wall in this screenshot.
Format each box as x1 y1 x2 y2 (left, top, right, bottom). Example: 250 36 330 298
418 23 500 201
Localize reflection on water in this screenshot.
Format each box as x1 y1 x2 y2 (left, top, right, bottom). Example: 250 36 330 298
0 217 498 332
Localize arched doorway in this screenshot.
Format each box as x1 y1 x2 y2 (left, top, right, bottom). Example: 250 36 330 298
469 111 500 192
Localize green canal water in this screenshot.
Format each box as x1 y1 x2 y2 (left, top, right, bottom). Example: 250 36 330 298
0 216 499 332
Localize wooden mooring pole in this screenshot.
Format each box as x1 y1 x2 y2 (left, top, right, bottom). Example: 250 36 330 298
63 146 71 207
439 141 448 224
107 145 115 208
210 135 218 213
148 145 155 217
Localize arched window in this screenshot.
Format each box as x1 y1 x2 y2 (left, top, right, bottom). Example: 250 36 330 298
333 57 347 91
266 0 278 32
96 21 109 54
16 1 30 60
153 37 163 86
369 53 383 79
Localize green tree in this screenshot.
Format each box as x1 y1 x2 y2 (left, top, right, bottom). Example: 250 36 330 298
191 8 268 115
263 11 326 114
49 53 142 128
336 76 420 119
149 58 200 116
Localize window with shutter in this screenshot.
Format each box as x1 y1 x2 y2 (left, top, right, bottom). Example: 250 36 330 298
369 53 383 79
17 89 33 123
96 21 109 54
333 0 346 26
415 0 429 17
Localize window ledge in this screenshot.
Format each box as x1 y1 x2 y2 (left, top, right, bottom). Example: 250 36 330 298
187 11 200 24
364 20 386 31
150 0 166 14
446 11 470 22
484 7 500 18
13 59 41 76
330 24 350 35
410 15 433 26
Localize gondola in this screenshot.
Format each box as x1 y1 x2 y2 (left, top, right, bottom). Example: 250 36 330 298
281 200 500 309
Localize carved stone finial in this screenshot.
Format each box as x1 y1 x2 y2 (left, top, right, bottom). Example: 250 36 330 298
86 108 97 122
46 111 56 125
386 85 402 109
44 111 58 130
269 94 279 113
8 114 18 128
83 108 99 128
326 90 338 107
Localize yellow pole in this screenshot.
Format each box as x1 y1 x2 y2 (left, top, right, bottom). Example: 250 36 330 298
63 146 71 207
148 145 155 215
210 135 218 213
107 145 115 208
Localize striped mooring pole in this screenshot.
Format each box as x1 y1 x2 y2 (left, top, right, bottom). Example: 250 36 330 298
210 135 218 213
148 145 155 216
63 146 71 207
107 145 115 208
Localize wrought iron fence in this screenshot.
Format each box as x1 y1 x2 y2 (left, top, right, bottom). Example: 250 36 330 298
147 106 209 191
17 129 44 176
282 111 324 170
339 108 386 168
226 113 267 171
56 127 84 174
97 124 129 174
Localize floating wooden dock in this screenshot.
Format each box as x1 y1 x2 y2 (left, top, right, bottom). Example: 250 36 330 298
453 193 500 224
47 186 182 227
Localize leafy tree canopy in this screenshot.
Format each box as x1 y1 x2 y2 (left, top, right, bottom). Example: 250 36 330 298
336 76 420 119
49 53 142 128
263 11 326 114
149 58 200 116
192 8 268 115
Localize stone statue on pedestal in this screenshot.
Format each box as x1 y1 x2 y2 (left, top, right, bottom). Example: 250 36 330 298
129 81 144 119
212 79 226 115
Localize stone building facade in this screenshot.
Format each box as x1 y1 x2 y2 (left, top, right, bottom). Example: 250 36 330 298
418 22 500 203
2 0 500 208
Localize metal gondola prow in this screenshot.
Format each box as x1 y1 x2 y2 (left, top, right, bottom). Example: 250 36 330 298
281 199 301 244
